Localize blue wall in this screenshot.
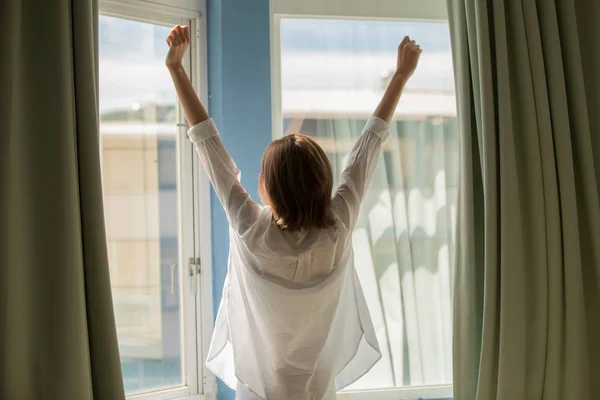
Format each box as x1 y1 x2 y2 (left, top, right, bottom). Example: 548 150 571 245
206 0 272 398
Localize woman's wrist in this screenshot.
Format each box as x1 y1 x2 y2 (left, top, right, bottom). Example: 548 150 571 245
392 70 410 84
167 63 185 73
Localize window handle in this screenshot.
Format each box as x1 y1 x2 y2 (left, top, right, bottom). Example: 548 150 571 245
171 263 177 295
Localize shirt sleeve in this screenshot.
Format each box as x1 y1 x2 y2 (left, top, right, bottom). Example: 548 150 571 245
187 118 262 235
331 116 390 231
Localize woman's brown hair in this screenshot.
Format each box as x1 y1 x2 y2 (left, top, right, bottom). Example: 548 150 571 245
261 134 336 231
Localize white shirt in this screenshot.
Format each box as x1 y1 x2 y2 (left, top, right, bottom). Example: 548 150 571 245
187 116 390 400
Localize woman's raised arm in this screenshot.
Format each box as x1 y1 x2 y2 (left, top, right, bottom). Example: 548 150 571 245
165 25 262 235
165 25 209 126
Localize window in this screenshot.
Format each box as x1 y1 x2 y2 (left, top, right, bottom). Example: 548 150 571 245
99 2 212 399
273 11 456 399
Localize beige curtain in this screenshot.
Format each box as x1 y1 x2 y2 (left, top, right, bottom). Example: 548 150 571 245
0 1 125 399
446 0 600 399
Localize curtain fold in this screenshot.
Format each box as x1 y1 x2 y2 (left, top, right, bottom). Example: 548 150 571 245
447 0 600 399
0 1 125 399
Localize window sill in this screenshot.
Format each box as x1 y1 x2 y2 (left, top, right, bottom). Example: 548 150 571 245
338 384 453 400
126 387 205 400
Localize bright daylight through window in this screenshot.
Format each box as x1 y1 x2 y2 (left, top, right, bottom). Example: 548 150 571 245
278 18 457 390
99 15 184 395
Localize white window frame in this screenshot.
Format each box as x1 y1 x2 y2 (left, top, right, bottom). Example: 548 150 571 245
270 1 453 399
99 1 214 400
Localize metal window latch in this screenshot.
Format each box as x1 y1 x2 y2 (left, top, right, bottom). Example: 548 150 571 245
177 123 190 141
188 257 201 295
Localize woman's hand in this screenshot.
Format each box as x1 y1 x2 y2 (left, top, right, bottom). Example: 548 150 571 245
372 36 422 124
395 36 422 80
166 25 190 70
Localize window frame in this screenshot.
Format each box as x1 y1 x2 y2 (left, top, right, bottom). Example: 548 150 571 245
269 3 454 399
98 1 214 400
270 0 448 21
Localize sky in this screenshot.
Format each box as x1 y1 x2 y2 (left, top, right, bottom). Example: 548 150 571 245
99 16 455 113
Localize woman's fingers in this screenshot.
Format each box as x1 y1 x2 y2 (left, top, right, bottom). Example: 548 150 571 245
400 36 410 48
167 25 190 48
168 28 178 44
407 40 421 52
176 25 190 43
176 25 184 40
399 36 422 53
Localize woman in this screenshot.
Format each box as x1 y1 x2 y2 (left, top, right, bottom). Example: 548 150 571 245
165 25 421 400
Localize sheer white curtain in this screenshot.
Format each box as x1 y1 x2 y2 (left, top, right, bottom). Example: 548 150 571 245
279 18 457 389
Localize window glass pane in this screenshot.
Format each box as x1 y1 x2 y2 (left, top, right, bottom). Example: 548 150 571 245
280 18 457 390
99 15 183 394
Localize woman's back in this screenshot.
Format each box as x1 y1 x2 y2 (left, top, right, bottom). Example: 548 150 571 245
237 206 350 288
214 205 379 400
